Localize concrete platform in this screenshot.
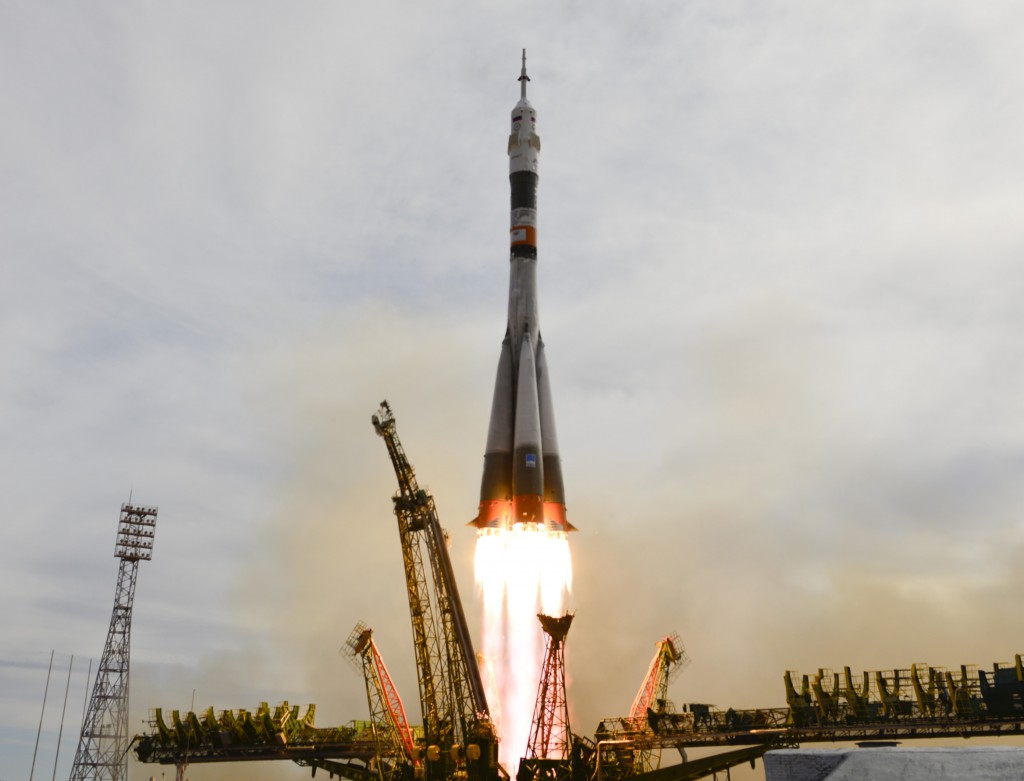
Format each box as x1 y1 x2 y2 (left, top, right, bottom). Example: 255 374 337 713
764 746 1024 780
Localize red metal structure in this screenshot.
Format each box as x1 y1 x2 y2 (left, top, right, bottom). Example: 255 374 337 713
344 623 418 777
522 613 574 780
629 633 687 729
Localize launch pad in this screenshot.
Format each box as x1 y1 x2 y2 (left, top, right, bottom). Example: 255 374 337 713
124 56 1024 781
131 401 1024 781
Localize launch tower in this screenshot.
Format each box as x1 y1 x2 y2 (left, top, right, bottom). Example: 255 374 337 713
69 503 157 781
524 614 573 770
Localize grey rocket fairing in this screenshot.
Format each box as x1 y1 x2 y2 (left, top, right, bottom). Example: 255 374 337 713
471 52 575 535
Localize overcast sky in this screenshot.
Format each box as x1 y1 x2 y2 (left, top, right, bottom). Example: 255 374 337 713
3 3 1024 781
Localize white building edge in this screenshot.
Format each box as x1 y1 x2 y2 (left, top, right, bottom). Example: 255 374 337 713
765 746 1024 781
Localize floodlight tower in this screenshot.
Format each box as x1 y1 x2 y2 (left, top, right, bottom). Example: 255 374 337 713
69 503 157 781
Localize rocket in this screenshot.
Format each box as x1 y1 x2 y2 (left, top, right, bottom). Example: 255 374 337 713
471 51 575 536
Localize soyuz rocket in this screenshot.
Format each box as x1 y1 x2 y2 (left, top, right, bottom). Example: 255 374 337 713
471 52 576 536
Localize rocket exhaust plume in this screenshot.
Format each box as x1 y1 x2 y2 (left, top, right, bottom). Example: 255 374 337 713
471 51 574 771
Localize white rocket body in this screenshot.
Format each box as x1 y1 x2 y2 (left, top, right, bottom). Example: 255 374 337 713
472 53 572 535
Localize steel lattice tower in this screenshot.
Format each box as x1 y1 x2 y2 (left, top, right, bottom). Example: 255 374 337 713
526 614 573 762
69 503 157 781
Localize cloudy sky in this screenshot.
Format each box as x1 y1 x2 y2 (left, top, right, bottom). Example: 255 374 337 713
3 2 1024 780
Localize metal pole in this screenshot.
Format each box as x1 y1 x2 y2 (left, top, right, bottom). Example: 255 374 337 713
30 650 56 781
52 655 74 781
79 659 93 727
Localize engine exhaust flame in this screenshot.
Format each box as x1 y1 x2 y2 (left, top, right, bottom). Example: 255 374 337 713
475 527 573 772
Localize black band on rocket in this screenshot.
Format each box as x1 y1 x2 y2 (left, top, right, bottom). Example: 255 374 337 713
510 171 538 209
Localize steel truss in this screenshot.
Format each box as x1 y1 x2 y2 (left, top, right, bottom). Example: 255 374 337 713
69 503 157 781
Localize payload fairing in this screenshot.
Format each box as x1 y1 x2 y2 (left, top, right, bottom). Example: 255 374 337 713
471 52 575 535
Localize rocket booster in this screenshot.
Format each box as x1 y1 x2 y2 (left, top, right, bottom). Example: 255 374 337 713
472 52 575 535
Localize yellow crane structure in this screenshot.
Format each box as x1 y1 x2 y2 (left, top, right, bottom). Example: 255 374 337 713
371 401 501 781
